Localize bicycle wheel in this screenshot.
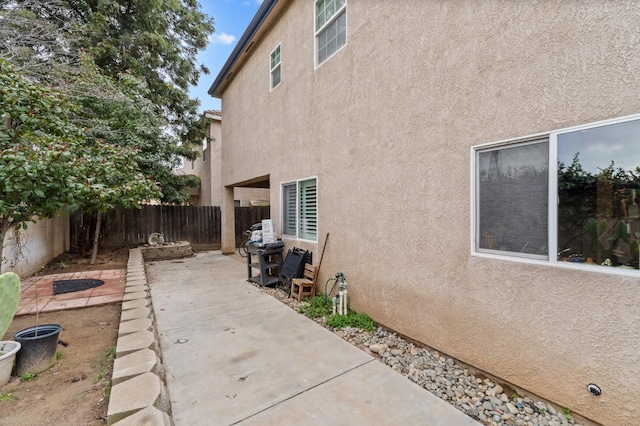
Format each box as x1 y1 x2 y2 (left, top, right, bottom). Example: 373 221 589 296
239 239 250 257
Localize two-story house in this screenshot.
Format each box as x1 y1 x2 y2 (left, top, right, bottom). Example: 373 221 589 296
208 1 640 424
177 110 269 206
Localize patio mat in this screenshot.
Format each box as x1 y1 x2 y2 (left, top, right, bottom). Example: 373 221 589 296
53 279 105 295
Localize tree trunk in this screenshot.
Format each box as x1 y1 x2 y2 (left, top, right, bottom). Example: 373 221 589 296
0 220 10 273
90 212 101 265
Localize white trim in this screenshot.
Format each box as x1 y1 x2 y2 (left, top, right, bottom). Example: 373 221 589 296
469 145 476 257
269 43 281 91
473 112 640 151
280 175 319 241
313 0 347 69
471 112 640 277
473 251 640 279
548 132 558 265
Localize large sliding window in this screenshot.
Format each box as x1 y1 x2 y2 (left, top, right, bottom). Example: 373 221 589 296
282 177 318 241
473 115 640 275
315 0 346 66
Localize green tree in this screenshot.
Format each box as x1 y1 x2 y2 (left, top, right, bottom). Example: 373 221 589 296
1 0 211 203
0 60 159 268
13 0 215 141
76 141 161 264
60 55 197 205
0 0 77 77
0 59 87 268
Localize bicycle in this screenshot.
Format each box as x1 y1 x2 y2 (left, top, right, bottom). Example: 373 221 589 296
238 223 262 257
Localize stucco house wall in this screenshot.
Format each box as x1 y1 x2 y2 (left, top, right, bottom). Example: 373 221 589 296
1 215 69 278
210 1 640 424
178 111 269 206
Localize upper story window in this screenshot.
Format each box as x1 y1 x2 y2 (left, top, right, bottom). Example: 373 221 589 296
315 0 346 66
282 177 318 241
202 137 208 162
270 44 281 90
473 114 640 276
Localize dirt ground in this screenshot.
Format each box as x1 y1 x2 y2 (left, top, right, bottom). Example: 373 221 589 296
0 247 129 426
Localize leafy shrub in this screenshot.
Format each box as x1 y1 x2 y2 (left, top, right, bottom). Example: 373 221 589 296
298 296 333 318
326 311 375 332
298 295 376 332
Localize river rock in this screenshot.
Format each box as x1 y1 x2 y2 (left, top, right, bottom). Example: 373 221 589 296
369 343 388 353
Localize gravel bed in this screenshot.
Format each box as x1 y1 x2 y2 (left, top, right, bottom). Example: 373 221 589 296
258 286 581 426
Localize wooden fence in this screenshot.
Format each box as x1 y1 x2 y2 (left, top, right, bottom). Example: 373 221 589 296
70 205 271 250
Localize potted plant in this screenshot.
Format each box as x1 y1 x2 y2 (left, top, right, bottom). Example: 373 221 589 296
12 269 62 376
0 272 21 386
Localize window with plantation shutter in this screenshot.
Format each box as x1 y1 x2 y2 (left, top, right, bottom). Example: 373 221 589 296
281 177 318 241
299 178 317 240
282 182 297 236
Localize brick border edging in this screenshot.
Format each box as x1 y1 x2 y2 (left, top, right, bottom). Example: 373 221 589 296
106 248 173 426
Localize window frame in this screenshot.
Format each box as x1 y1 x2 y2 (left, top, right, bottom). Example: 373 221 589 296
471 113 640 278
281 176 318 242
270 43 281 91
202 137 207 162
314 0 347 68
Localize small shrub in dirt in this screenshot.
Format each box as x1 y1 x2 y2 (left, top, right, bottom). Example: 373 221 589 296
298 296 332 318
299 296 376 332
326 311 375 332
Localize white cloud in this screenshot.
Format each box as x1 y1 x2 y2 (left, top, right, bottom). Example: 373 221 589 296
210 32 237 45
256 0 264 4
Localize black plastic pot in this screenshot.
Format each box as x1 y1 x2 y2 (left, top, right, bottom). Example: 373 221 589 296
14 324 62 375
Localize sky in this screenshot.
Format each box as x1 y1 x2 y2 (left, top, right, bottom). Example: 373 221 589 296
188 0 264 113
558 118 640 174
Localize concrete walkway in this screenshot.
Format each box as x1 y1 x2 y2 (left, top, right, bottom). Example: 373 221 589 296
147 251 479 425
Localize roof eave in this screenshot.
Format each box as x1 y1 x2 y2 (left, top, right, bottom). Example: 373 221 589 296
207 0 279 99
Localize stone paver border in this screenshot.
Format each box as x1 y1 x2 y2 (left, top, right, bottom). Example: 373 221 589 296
107 246 187 425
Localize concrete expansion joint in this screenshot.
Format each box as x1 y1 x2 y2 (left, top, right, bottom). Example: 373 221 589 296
107 248 173 426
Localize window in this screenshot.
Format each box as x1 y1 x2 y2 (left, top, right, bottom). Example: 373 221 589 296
282 177 318 241
473 115 640 275
270 44 281 90
202 137 208 162
477 140 549 259
315 0 346 66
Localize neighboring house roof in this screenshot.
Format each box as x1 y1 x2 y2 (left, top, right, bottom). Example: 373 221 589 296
204 110 222 121
208 0 279 98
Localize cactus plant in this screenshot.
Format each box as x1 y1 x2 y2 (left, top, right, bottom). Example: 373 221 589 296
0 272 21 339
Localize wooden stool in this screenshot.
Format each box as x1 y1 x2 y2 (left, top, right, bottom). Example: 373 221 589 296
290 263 318 301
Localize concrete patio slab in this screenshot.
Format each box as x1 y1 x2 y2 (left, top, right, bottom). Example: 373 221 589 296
238 359 478 426
148 251 481 426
